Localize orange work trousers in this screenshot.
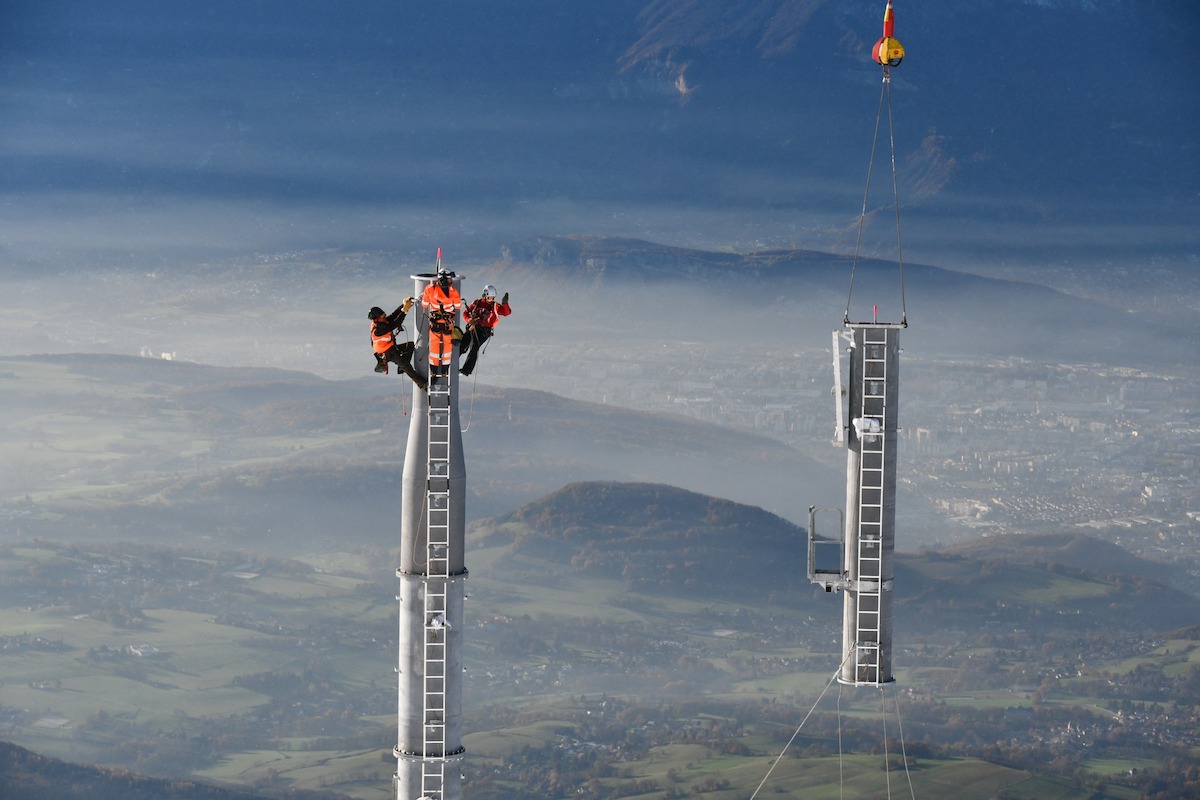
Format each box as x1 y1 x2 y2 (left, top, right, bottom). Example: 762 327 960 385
428 331 454 370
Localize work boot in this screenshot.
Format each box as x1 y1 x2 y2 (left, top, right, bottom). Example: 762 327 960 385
374 362 387 374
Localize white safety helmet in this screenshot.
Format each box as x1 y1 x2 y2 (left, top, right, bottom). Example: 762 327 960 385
482 285 497 300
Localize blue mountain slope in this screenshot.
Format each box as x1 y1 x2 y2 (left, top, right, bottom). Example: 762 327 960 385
2 0 1193 267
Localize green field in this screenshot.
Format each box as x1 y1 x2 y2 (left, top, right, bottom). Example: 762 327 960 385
1 536 1192 799
0 547 397 793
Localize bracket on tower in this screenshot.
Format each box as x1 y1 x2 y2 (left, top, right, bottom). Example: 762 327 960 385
807 506 847 592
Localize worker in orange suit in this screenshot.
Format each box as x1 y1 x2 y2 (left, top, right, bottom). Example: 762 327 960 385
369 299 426 390
420 271 462 386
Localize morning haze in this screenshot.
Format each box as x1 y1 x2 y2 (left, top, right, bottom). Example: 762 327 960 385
1 1 1198 798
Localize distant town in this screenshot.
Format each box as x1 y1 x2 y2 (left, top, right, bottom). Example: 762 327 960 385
493 340 1200 592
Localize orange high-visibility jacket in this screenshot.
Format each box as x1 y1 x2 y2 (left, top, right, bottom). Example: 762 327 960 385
421 282 462 366
370 321 395 354
421 282 462 317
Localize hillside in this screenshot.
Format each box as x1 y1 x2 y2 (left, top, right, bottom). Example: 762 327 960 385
469 482 1200 637
0 740 336 800
942 531 1185 585
472 481 809 599
0 353 840 553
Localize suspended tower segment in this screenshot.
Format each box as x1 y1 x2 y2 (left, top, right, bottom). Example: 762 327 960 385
843 323 899 685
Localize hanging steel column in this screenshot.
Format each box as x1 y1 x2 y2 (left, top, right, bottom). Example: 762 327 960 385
838 322 900 686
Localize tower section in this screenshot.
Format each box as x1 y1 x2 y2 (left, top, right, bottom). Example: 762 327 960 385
839 322 899 685
811 322 901 686
394 271 467 800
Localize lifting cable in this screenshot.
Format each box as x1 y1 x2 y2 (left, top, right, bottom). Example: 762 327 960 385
749 649 917 799
835 679 916 800
748 651 852 800
844 65 908 328
861 680 917 800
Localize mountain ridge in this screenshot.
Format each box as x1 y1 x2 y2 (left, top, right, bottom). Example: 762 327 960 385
1 353 841 552
487 234 1198 367
471 480 1200 633
473 481 807 599
3 0 1193 271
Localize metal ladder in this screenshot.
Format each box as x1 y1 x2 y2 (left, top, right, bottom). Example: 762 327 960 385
422 373 452 799
853 328 888 684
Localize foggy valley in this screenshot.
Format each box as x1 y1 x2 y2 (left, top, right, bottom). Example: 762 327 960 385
2 1 1199 799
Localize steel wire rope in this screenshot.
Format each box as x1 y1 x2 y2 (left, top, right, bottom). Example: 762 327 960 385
881 683 893 799
831 661 920 800
832 682 919 800
837 685 846 800
844 67 907 327
883 71 908 327
748 649 853 800
887 681 917 799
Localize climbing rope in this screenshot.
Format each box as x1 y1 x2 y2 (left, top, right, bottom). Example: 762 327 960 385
844 66 908 327
459 334 489 433
837 686 846 800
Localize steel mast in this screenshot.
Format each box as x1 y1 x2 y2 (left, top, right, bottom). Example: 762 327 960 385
394 266 467 800
810 319 900 686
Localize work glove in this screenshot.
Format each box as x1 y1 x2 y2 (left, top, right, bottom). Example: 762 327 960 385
402 297 414 313
501 292 509 305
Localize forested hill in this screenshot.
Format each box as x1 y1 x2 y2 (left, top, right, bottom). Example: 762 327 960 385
470 481 1200 635
471 481 810 599
500 481 793 536
0 740 344 800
